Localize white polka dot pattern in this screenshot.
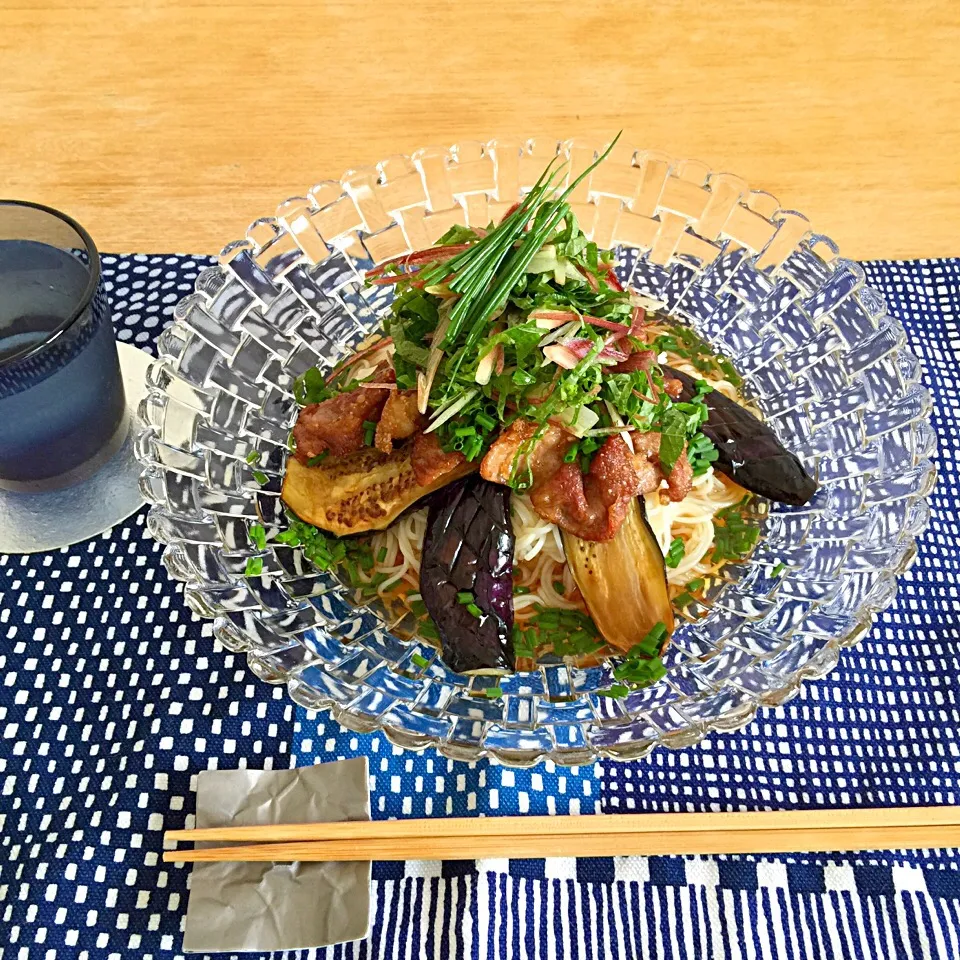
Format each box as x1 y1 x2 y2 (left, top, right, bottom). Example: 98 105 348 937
0 255 958 960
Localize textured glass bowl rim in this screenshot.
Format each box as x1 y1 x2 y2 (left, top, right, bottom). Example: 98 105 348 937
0 199 101 369
138 138 936 766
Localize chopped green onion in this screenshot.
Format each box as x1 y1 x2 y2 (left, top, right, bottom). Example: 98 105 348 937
462 434 484 461
771 561 786 578
377 547 388 563
306 452 329 467
607 623 668 689
411 653 430 669
485 686 503 698
580 437 601 455
511 623 537 658
475 412 496 432
465 602 483 619
252 470 269 486
245 450 260 464
711 497 760 563
627 622 668 661
688 432 719 477
244 557 264 577
248 524 267 551
362 420 377 446
664 537 685 569
457 591 474 604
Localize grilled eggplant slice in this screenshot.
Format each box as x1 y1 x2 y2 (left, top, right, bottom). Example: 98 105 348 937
664 365 817 506
282 443 474 537
563 498 674 654
420 475 515 674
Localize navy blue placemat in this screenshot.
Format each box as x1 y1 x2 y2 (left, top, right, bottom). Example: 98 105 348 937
0 255 957 959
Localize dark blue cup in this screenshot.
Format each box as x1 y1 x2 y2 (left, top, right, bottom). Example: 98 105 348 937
0 201 127 491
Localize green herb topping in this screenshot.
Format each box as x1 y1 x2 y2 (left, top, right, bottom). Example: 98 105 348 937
711 497 761 564
514 608 605 659
363 135 728 492
664 537 685 569
595 621 668 697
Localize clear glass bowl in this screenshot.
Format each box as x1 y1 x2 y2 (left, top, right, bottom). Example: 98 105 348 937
136 138 936 766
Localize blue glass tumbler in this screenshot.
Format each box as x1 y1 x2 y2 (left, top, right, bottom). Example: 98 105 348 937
0 201 127 491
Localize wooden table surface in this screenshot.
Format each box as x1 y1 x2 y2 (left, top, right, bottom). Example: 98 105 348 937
2 0 958 259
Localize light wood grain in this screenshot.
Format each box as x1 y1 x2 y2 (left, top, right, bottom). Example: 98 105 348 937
162 807 960 862
164 806 960 845
2 1 958 258
164 829 960 862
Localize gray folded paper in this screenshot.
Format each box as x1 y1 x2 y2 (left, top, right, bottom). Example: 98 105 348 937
182 758 371 953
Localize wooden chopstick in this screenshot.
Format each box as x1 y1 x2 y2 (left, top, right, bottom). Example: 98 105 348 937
166 826 959 863
163 806 960 863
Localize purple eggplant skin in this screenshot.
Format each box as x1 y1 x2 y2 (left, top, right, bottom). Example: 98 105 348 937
664 365 817 506
420 475 516 674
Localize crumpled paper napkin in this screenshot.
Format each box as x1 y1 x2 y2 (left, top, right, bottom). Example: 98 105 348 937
182 758 371 952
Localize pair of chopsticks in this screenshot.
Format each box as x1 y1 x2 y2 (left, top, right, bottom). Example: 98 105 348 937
164 806 960 863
